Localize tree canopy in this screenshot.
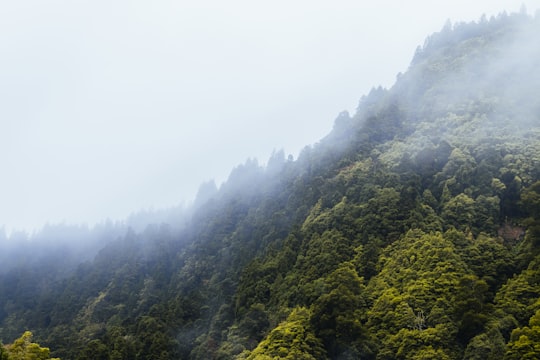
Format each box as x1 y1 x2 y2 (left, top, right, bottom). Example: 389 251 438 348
1 10 540 360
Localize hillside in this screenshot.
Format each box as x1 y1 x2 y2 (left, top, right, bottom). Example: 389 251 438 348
1 11 540 360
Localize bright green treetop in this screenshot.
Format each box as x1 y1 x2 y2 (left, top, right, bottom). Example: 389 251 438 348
3 331 60 360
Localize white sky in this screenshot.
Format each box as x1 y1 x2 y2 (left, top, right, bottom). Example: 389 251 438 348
1 1 539 234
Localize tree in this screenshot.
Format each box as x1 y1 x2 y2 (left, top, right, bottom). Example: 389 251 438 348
442 193 476 231
0 343 9 360
311 262 372 358
367 230 486 357
244 307 327 360
463 330 507 360
504 309 540 359
521 181 540 240
5 331 60 360
77 339 108 360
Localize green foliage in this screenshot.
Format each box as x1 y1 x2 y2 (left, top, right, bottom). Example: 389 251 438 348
4 331 60 360
463 332 505 360
367 230 490 357
496 271 540 325
0 343 9 360
1 11 540 360
243 308 327 360
521 181 540 242
457 233 515 291
442 193 476 230
310 262 372 357
504 309 540 359
377 326 453 360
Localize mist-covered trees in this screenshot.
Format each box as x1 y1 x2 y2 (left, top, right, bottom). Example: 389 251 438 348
1 9 540 360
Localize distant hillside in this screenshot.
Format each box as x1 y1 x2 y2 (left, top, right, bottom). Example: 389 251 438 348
1 11 540 360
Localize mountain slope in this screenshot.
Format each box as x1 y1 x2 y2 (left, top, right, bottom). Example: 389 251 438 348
1 11 540 360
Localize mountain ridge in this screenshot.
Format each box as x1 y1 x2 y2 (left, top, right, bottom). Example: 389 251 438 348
1 11 540 359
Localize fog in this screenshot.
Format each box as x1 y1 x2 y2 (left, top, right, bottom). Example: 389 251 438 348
1 1 539 234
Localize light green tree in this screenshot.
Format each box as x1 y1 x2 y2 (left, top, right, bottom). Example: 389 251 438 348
244 307 327 360
0 342 9 360
504 309 540 359
5 331 60 360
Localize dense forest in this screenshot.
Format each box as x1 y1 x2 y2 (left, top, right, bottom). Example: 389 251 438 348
1 11 540 360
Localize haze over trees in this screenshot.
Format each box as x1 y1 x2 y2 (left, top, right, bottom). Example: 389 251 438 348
1 10 540 360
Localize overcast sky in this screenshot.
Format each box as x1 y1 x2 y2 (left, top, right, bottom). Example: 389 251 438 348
1 1 539 234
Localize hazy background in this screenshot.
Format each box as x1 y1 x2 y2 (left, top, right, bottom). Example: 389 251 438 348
1 0 539 234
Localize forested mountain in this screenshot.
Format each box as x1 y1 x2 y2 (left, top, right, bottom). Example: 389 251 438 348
2 11 540 360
